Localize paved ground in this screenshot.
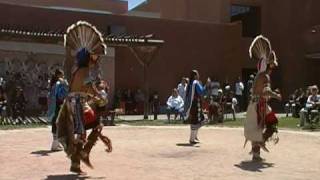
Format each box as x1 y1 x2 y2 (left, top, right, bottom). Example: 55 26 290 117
0 126 319 180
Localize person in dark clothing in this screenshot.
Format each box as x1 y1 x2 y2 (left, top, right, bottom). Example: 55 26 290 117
150 91 160 120
11 87 27 120
184 70 205 144
0 88 7 117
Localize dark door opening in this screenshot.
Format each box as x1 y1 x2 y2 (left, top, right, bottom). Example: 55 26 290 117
231 5 261 37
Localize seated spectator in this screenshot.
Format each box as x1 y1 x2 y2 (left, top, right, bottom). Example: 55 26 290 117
208 89 224 123
305 85 320 122
166 88 184 120
299 88 311 127
0 88 7 117
299 86 320 127
285 92 296 117
223 91 237 120
293 88 304 117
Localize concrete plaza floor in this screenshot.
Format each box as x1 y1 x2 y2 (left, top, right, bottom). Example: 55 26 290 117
0 125 319 180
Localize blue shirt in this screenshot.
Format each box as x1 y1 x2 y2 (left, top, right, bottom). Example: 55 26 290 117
47 79 69 122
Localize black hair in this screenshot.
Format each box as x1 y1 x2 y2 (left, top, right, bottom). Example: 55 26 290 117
186 70 199 98
50 68 64 89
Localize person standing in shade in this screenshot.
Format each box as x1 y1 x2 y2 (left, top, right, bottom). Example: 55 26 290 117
235 77 245 112
177 77 188 102
48 69 69 151
211 77 220 98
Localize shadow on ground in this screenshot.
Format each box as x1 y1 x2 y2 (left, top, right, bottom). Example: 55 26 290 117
45 174 105 180
31 150 60 156
234 160 274 172
176 143 200 148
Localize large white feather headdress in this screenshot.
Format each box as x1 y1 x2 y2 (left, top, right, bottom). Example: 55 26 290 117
249 35 278 72
64 21 107 55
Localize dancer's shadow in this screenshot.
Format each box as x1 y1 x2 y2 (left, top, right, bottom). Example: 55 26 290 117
30 150 59 156
176 143 200 148
45 174 105 180
234 160 274 172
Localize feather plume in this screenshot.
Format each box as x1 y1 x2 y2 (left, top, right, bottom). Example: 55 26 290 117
249 35 272 61
269 50 278 66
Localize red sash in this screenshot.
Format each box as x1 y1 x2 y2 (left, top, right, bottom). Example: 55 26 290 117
256 97 278 127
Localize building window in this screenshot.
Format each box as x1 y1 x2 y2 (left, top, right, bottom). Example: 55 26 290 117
231 5 261 38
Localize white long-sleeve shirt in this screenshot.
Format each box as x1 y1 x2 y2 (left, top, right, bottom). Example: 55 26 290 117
306 94 320 108
235 82 244 96
167 95 184 110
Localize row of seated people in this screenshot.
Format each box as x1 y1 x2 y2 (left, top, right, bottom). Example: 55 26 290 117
165 88 238 123
285 85 320 127
202 90 238 122
114 89 145 115
298 85 320 127
113 88 239 122
285 87 309 118
0 86 27 119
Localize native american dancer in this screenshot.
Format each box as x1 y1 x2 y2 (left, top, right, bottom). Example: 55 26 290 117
184 70 206 144
56 21 112 174
244 35 282 161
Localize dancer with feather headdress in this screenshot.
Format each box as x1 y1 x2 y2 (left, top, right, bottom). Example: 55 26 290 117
244 35 282 161
56 21 112 174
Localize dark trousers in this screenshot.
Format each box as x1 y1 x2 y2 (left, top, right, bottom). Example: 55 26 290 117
167 107 184 120
236 95 244 112
51 105 62 134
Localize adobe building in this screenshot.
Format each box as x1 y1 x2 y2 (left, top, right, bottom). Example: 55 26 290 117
0 0 128 14
0 0 319 111
130 0 320 95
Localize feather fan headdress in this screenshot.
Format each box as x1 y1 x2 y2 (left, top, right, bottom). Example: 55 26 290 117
249 35 275 72
249 35 272 61
64 21 107 56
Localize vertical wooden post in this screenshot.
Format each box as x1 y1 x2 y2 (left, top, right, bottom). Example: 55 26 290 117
129 46 160 120
143 64 149 119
